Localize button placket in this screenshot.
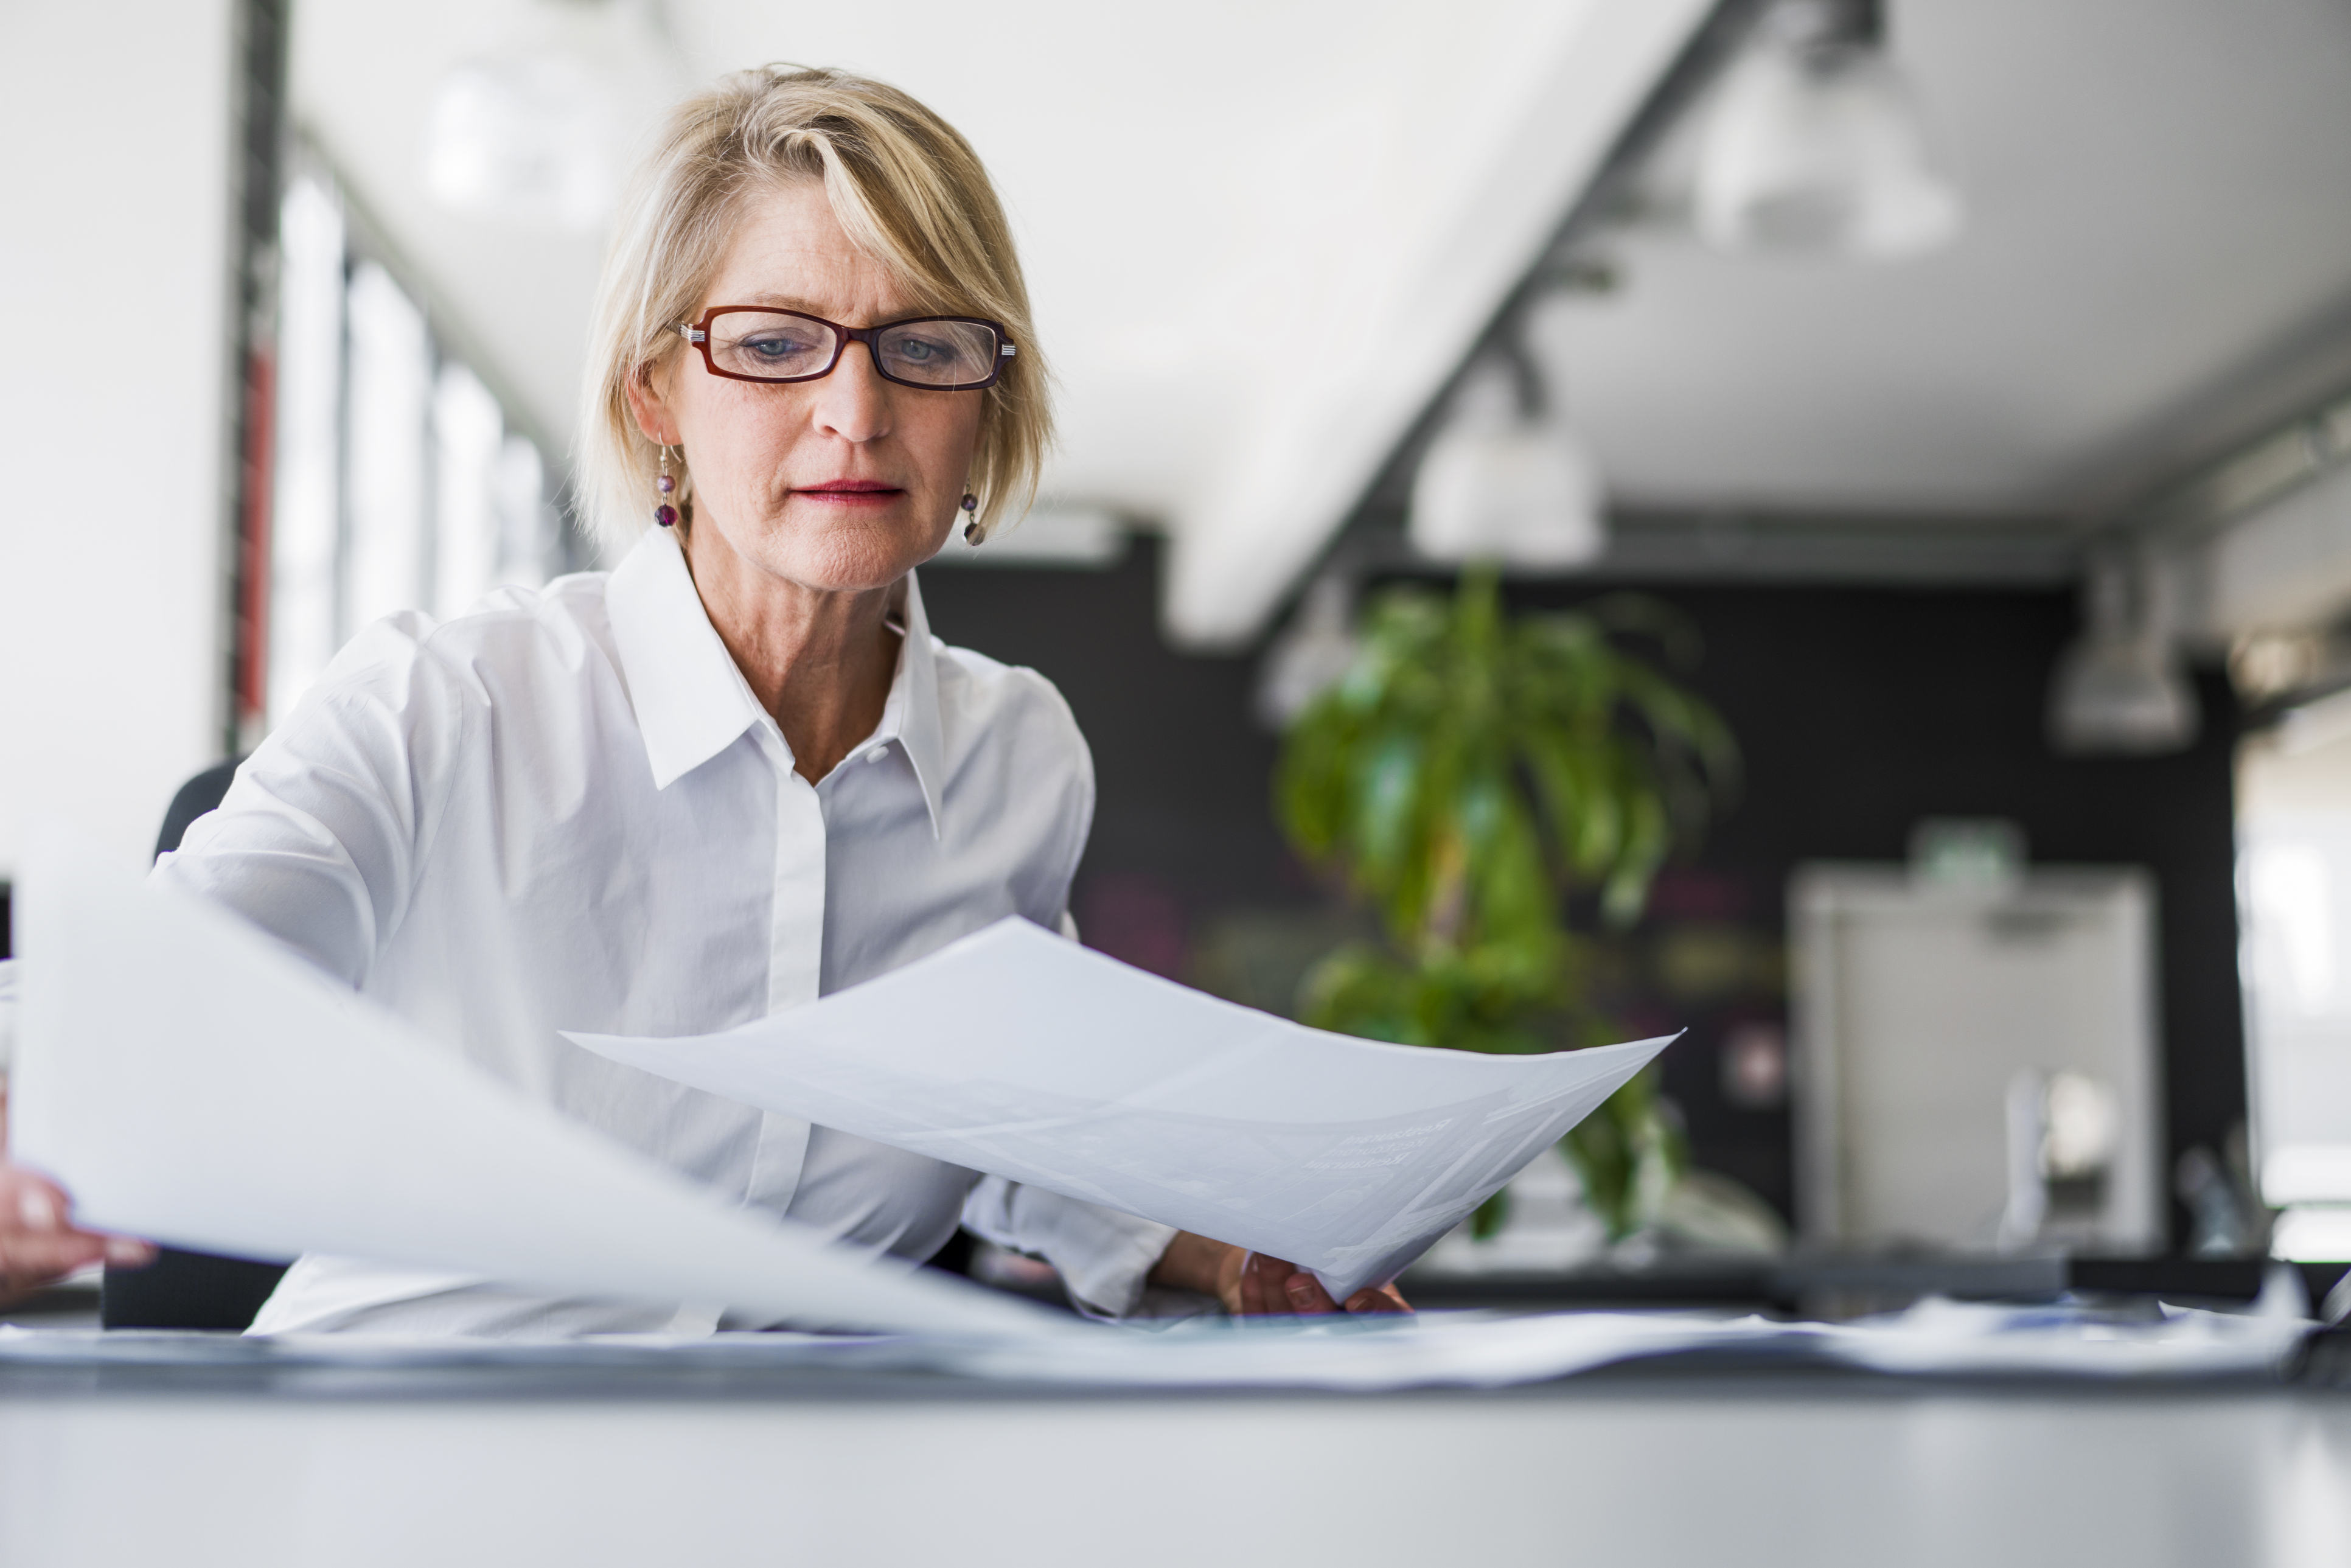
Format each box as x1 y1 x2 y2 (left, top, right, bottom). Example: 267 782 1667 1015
742 728 822 1212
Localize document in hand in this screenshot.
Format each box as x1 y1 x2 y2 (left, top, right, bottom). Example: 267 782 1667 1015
7 832 1066 1339
568 921 1674 1300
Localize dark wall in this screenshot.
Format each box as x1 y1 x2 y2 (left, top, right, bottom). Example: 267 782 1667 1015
922 543 2249 1242
921 546 1308 969
1514 578 2246 1236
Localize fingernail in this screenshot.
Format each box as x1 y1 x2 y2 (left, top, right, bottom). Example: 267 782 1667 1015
1286 1277 1316 1303
18 1189 59 1233
105 1237 155 1267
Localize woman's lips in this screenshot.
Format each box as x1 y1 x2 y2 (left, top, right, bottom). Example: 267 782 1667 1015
794 481 904 507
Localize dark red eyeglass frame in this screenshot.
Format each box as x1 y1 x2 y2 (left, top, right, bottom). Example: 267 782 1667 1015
675 305 1016 391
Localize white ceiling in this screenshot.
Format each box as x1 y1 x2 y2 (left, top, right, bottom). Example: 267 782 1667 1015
291 0 2351 644
288 0 1704 645
1540 0 2351 523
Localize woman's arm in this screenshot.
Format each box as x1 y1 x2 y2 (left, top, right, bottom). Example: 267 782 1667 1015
1149 1231 1410 1315
161 622 462 990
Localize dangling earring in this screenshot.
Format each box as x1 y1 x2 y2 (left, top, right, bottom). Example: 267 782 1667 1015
960 490 980 544
654 445 679 528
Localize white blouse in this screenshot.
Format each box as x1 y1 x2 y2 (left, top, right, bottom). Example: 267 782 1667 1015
144 525 1176 1334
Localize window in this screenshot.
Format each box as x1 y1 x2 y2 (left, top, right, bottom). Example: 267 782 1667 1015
265 174 565 733
2238 696 2351 1258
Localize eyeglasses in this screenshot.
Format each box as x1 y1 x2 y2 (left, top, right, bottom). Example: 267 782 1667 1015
675 306 1015 391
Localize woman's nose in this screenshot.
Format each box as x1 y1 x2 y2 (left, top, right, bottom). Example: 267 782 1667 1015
810 341 893 443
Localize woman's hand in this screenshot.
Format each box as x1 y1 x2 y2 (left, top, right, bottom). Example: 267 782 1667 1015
0 1161 153 1298
0 1082 155 1298
1150 1230 1410 1317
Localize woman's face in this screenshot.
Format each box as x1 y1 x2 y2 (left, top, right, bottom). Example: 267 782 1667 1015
630 180 982 594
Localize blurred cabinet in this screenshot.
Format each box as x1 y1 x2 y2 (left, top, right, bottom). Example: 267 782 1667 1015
1790 866 2163 1253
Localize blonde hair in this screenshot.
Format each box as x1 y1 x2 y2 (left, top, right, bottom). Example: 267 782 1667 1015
577 66 1051 554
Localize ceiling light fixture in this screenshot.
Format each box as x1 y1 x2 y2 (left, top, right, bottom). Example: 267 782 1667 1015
1255 574 1362 731
2047 552 2199 756
1694 0 1962 260
425 53 621 232
1408 333 1607 570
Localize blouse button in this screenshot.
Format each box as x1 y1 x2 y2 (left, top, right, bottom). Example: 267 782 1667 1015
864 746 889 765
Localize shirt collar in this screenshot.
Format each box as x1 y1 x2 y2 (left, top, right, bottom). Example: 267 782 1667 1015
605 527 946 837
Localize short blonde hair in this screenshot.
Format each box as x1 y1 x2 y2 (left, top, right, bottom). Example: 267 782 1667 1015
577 66 1051 554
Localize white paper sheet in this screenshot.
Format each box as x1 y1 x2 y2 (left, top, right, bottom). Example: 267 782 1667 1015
7 831 1071 1340
568 920 1674 1300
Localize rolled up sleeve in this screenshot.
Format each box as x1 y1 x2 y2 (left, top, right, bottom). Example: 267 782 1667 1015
960 1176 1179 1320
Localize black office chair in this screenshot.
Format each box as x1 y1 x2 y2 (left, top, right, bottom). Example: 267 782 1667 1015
98 758 292 1331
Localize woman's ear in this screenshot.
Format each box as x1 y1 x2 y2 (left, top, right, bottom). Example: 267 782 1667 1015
621 360 680 446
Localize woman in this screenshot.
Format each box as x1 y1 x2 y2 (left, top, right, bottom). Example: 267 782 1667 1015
0 66 1404 1329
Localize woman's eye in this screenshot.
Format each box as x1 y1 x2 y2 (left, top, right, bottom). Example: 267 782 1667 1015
894 338 942 362
742 334 812 360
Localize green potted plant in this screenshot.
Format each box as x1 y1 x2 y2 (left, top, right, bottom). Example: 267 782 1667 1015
1275 566 1738 1239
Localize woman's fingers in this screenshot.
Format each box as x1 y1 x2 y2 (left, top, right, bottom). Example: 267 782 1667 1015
1237 1251 1275 1315
1236 1251 1301 1316
4 1232 103 1292
1 1171 102 1292
1284 1270 1340 1314
1222 1249 1414 1318
0 1165 153 1296
1284 1274 1412 1314
105 1235 158 1267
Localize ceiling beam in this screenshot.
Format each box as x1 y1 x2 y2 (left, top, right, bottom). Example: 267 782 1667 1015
1160 0 1721 649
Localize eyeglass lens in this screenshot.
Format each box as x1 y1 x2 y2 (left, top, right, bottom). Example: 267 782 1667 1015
705 312 1001 388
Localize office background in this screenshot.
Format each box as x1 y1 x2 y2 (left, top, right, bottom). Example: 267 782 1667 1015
8 0 2351 1306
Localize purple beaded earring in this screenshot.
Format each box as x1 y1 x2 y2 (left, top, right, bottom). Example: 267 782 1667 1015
960 490 980 543
654 445 679 528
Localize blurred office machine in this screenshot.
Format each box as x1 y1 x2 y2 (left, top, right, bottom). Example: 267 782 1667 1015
1790 829 2163 1256
2240 699 2351 1261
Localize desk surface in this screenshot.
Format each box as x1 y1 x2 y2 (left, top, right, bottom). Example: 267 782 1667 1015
7 1337 2351 1568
